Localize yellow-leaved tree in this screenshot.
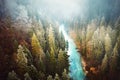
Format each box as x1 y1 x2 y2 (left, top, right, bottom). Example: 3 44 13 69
31 33 45 60
31 33 45 71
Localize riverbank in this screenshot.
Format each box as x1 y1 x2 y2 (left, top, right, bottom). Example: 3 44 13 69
68 19 120 80
60 24 85 80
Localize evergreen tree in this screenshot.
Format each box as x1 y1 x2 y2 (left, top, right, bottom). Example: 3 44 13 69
17 45 28 66
101 54 109 74
38 71 45 80
47 25 57 75
55 49 69 76
105 33 112 58
57 49 66 75
24 73 32 80
105 33 112 52
31 33 45 71
32 20 46 52
48 25 56 57
27 65 39 80
47 75 53 80
31 33 45 60
62 69 70 80
23 45 33 65
7 70 20 80
54 73 60 80
110 38 120 72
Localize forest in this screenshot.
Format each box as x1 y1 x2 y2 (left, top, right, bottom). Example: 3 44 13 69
0 16 71 80
69 17 120 80
0 0 120 80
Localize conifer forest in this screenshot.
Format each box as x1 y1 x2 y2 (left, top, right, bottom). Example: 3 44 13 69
0 0 120 80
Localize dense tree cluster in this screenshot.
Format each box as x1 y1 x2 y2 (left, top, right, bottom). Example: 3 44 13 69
0 17 70 80
69 17 120 80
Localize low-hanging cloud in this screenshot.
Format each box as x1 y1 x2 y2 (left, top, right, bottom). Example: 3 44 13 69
4 0 120 22
5 0 87 20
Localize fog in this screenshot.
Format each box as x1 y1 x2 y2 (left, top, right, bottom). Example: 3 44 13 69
4 0 87 20
0 0 119 22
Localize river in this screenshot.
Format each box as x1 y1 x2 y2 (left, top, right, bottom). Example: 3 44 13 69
60 24 85 80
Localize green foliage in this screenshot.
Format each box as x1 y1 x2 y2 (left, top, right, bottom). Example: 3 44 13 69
23 45 33 65
110 37 120 72
48 26 56 57
7 70 20 80
31 33 45 59
62 69 70 80
17 45 28 66
47 75 53 80
38 71 45 80
56 49 69 75
54 73 60 80
71 17 120 79
24 73 32 80
27 65 39 80
101 54 109 74
105 33 112 55
1 17 69 80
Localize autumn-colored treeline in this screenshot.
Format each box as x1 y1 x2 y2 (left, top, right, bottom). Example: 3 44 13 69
0 17 70 80
69 17 120 80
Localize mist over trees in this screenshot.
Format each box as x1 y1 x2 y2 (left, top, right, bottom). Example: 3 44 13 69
0 0 120 80
70 17 120 80
0 15 70 80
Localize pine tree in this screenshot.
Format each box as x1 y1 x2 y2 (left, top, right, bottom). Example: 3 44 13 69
110 38 120 72
38 71 45 80
17 45 28 66
101 54 109 74
31 33 45 60
24 73 32 80
57 49 65 74
7 70 20 80
23 45 33 65
27 65 39 80
115 16 120 28
56 49 69 75
54 73 60 80
99 26 106 42
86 23 96 42
62 69 70 80
31 33 45 71
47 25 57 75
105 33 112 58
47 75 53 80
32 20 46 52
48 25 56 57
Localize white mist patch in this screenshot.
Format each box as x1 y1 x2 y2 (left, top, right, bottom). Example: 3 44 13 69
59 24 71 41
60 24 85 80
5 0 87 20
37 0 80 16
